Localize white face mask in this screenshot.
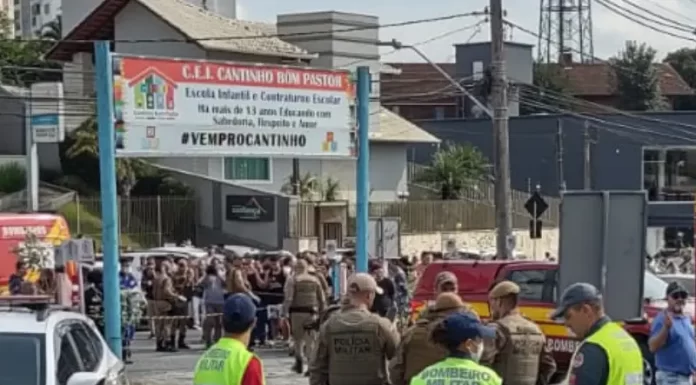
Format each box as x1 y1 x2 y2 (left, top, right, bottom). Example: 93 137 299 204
471 342 484 362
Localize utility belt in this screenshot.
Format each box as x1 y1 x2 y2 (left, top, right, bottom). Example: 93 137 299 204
289 306 317 314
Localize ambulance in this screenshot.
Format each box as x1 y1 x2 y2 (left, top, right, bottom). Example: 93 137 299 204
0 213 72 294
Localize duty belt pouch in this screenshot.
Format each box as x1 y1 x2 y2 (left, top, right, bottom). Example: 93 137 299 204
303 314 320 331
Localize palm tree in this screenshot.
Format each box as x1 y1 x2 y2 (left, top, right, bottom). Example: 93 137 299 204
40 15 61 41
67 116 144 225
416 142 488 200
281 172 319 201
320 177 340 201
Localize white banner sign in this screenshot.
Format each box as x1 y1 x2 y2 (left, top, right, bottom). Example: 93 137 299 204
112 55 355 157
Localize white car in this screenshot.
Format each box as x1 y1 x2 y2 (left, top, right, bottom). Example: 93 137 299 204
0 296 127 385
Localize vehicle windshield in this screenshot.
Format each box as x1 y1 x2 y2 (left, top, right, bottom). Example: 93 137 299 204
0 333 44 385
644 271 669 300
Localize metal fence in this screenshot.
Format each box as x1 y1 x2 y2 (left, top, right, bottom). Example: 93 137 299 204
288 197 560 237
61 196 197 248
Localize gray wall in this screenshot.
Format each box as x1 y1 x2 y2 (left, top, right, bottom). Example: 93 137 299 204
414 112 696 227
170 172 289 249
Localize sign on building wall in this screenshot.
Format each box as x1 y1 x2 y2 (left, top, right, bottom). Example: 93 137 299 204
112 55 355 157
225 195 275 222
30 82 65 143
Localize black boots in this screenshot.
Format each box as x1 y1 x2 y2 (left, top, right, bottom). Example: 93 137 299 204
292 357 304 374
178 336 190 350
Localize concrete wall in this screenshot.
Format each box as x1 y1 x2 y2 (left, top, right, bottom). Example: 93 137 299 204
287 227 559 258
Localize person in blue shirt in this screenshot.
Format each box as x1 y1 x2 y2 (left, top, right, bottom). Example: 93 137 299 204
649 281 696 385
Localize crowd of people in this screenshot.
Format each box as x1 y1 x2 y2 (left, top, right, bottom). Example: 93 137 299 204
74 247 418 364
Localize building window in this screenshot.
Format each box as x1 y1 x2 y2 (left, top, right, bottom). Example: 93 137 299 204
472 61 483 80
224 157 271 181
43 3 50 14
31 3 40 15
31 16 36 27
434 107 445 120
643 147 695 201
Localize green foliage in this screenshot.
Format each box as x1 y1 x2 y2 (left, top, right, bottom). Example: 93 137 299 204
519 63 571 115
415 142 488 200
663 48 696 110
281 172 319 201
320 177 340 202
611 41 668 111
0 11 61 87
59 201 140 248
0 162 26 194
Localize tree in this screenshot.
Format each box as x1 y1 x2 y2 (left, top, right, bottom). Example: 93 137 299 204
520 62 571 115
281 172 319 201
611 41 668 111
416 143 488 200
66 116 144 198
0 11 61 86
40 15 61 41
663 48 696 110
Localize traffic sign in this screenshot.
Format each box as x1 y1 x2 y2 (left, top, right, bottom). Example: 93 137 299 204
524 191 548 218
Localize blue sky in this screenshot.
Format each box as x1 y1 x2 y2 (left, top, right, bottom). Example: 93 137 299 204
237 0 696 62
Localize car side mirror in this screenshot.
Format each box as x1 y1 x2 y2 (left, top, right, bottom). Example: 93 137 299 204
67 372 104 385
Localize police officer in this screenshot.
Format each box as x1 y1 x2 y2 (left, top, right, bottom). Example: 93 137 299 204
283 259 326 374
390 292 470 385
153 260 186 352
309 273 399 385
193 294 266 385
416 271 459 320
552 283 643 385
409 311 501 385
480 281 556 385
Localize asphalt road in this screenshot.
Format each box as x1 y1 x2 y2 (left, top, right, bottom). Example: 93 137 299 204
127 330 306 385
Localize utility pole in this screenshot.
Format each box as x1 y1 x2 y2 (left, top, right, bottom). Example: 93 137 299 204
583 121 592 190
556 118 566 192
490 0 513 259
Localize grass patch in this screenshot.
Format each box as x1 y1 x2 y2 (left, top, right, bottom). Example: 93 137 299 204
59 201 140 249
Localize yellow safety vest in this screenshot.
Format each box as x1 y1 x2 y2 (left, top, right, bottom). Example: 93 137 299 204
561 322 643 385
409 356 502 385
193 338 263 385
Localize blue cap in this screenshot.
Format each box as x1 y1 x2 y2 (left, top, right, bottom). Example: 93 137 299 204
222 294 257 332
442 311 496 345
551 282 602 320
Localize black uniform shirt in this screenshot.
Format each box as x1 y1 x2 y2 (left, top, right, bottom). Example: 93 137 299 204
569 316 611 385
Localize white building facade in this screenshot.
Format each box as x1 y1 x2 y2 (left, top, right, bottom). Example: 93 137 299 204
14 0 60 38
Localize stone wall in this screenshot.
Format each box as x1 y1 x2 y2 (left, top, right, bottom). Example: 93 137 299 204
284 227 559 259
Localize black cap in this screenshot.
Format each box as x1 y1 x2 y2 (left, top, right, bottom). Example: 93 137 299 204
551 282 602 320
666 282 688 297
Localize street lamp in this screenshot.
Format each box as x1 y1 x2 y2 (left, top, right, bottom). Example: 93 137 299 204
377 39 492 117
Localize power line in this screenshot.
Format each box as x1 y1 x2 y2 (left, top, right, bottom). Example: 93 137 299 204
517 79 696 133
341 19 486 69
641 0 696 23
594 0 696 43
6 12 487 45
621 0 695 30
504 18 692 80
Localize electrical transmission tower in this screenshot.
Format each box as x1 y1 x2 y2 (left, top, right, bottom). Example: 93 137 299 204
538 0 594 63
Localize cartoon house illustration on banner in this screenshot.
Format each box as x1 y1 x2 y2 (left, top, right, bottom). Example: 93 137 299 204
128 67 177 111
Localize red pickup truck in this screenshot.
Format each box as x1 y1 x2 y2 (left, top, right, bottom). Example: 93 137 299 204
410 260 686 385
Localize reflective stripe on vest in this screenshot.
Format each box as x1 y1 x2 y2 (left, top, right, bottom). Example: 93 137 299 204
409 357 502 385
560 322 643 385
193 338 261 385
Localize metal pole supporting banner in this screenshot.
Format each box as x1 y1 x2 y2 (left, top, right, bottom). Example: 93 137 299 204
355 66 371 273
94 41 123 358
